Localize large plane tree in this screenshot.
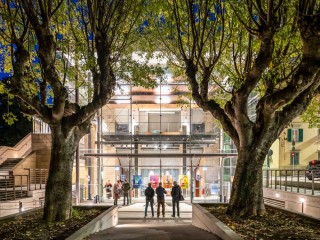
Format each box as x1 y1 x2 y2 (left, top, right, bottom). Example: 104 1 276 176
0 0 159 221
152 0 320 216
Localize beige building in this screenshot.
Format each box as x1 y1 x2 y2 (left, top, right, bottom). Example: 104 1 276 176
269 117 320 169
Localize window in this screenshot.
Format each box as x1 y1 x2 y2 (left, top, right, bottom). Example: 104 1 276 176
290 152 299 165
287 128 303 142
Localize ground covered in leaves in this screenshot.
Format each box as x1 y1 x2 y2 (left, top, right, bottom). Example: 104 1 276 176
0 208 105 240
203 204 320 240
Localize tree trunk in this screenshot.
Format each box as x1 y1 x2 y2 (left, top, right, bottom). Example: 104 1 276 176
43 126 79 222
226 146 267 216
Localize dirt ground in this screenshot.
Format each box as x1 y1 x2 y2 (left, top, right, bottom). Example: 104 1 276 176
203 204 320 240
0 208 104 240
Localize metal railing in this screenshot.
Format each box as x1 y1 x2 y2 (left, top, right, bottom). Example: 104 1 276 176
263 169 320 195
0 174 29 201
24 168 48 191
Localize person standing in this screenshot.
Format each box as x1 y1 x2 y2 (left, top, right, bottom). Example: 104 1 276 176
113 180 121 205
171 180 182 217
144 182 155 217
122 179 131 206
105 180 112 199
156 182 167 217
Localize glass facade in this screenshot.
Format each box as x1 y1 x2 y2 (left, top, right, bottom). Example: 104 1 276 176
75 78 238 203
33 78 238 203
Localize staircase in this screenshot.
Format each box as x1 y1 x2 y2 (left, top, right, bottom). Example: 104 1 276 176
0 158 28 201
0 158 23 175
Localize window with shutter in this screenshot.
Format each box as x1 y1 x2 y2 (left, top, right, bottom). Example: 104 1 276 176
287 129 292 142
298 129 303 142
288 128 303 142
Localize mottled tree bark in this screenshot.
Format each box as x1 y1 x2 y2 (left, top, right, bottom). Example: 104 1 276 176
43 127 80 221
226 145 267 216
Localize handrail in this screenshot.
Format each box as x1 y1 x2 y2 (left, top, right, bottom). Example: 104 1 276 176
263 169 319 196
24 168 48 191
0 174 29 201
0 133 33 165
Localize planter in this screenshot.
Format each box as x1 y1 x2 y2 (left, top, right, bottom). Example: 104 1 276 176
192 203 242 240
0 205 118 240
66 205 118 240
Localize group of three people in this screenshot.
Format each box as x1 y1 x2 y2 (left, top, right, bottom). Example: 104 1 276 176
144 180 182 218
105 179 131 206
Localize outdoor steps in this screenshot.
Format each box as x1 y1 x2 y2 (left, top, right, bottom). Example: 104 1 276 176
0 158 23 177
0 171 10 176
0 158 23 170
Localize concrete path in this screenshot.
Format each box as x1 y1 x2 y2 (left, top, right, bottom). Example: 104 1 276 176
85 203 221 240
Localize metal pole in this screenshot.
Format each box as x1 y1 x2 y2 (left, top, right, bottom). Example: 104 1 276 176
129 81 132 204
191 157 193 203
75 81 80 204
97 110 101 202
219 128 224 201
160 79 162 177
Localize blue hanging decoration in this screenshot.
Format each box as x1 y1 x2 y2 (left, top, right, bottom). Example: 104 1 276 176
215 3 222 14
32 57 40 64
0 18 5 31
160 15 166 24
9 2 17 9
192 3 199 14
56 33 64 40
209 12 216 21
136 25 145 34
10 43 17 52
88 32 94 41
143 20 149 27
252 15 258 21
0 53 5 72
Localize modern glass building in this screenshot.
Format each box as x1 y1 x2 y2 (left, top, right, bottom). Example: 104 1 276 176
33 74 238 203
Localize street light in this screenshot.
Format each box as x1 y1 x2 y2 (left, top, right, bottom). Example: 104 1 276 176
300 197 305 213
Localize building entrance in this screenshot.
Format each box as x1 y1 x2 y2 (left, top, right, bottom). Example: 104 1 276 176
77 155 236 204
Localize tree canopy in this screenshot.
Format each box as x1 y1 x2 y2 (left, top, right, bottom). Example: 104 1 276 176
146 0 320 216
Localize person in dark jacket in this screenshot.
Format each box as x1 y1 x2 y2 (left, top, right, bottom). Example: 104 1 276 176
171 180 182 217
122 179 131 206
156 182 167 217
144 183 155 217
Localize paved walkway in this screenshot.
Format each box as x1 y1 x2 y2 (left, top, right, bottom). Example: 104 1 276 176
85 202 221 240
